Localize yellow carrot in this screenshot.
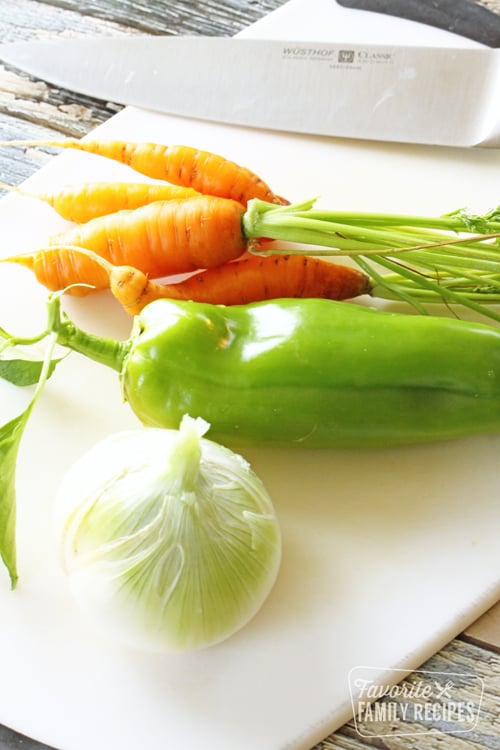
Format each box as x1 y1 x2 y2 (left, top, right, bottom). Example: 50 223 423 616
0 179 199 222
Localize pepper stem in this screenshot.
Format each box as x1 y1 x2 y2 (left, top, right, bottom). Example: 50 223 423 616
47 295 128 372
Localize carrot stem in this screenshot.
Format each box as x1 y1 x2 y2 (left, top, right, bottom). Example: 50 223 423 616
243 198 500 321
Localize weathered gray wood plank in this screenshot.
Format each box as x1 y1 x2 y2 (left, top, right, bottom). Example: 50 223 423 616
0 0 286 41
42 0 286 35
315 640 500 750
0 0 140 43
0 65 122 132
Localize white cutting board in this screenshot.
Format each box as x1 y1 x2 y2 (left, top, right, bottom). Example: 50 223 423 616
0 2 499 749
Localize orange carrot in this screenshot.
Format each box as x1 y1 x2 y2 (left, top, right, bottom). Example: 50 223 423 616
4 245 372 311
49 195 248 277
109 254 372 314
0 180 199 222
4 245 110 296
1 139 288 206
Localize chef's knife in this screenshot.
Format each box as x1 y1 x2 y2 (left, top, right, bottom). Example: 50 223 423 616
336 0 500 48
0 14 499 148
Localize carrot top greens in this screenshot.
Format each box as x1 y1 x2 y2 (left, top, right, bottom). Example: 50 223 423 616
244 198 500 323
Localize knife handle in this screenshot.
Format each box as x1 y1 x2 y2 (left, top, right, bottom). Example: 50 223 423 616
335 0 500 47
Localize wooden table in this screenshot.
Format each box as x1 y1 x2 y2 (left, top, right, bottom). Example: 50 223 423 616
0 1 499 749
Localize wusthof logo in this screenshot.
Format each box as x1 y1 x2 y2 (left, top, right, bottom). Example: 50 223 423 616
282 46 337 59
348 666 484 738
338 50 355 63
282 46 395 66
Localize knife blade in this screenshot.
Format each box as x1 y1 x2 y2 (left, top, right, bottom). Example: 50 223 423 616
336 0 500 48
1 36 499 148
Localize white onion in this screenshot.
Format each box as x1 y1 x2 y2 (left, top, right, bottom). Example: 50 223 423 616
55 415 281 652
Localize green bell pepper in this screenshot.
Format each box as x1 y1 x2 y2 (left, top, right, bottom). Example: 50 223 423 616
54 297 500 448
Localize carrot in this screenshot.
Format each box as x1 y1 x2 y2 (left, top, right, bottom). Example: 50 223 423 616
3 245 372 311
0 180 199 222
108 254 373 314
1 139 288 206
49 195 248 277
4 245 110 296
